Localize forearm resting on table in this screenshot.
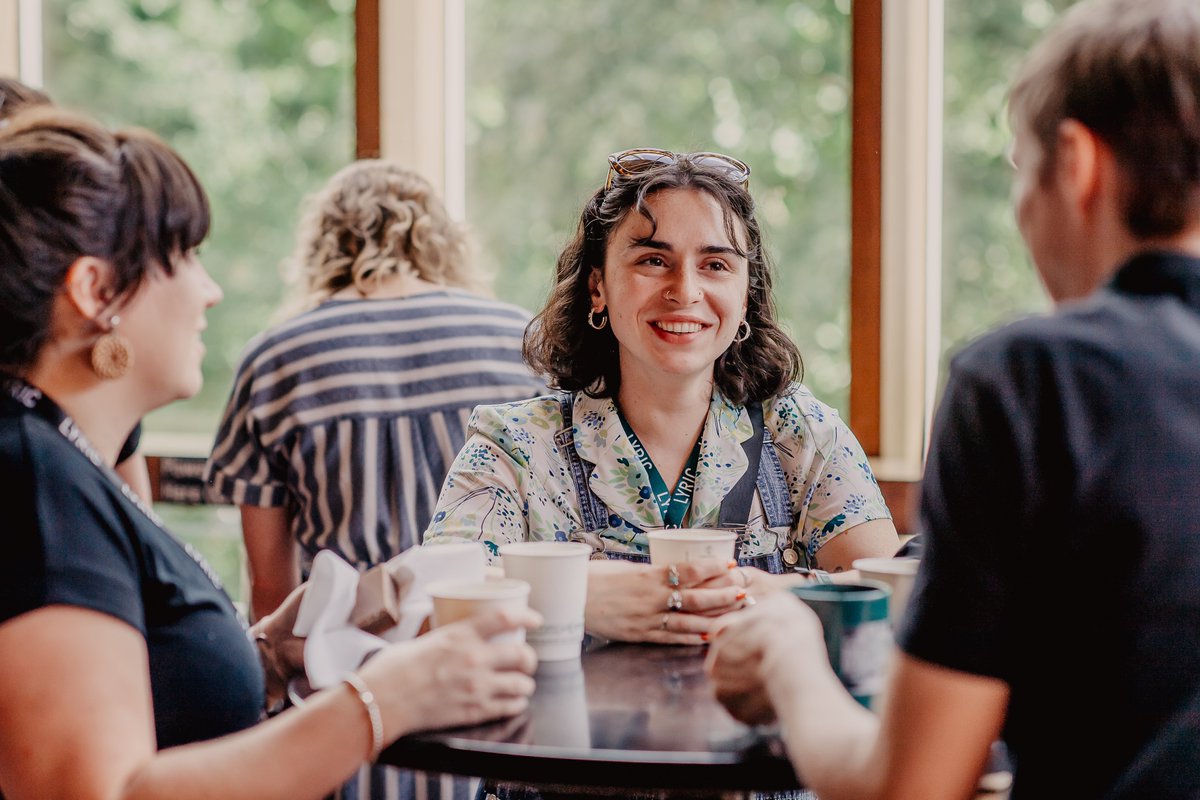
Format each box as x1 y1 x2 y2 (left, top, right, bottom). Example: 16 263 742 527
124 684 380 800
742 519 900 595
767 650 884 798
772 652 1008 800
0 607 378 800
811 518 900 574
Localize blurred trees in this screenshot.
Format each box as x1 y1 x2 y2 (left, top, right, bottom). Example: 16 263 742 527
465 0 856 412
941 0 1079 367
42 0 355 436
39 0 1081 421
35 0 1080 598
41 0 355 598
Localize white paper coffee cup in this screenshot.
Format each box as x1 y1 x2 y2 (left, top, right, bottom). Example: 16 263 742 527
852 557 920 628
646 528 737 565
500 541 591 661
428 577 531 644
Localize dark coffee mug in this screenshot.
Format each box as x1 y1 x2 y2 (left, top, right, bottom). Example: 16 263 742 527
791 582 892 709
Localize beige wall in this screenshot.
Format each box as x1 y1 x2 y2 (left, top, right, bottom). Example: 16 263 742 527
1 0 19 77
378 0 465 219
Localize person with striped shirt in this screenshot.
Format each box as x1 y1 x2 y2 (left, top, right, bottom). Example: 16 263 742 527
205 160 545 800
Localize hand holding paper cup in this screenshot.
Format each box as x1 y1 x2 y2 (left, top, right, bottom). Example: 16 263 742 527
647 528 737 565
500 541 591 661
428 578 531 645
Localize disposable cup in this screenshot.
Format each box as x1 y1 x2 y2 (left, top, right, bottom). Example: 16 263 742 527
646 528 736 565
500 541 591 661
852 557 920 628
428 577 530 644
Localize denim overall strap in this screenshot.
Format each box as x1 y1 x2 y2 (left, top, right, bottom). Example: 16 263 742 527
556 395 792 572
718 401 765 529
756 424 793 529
554 393 611 534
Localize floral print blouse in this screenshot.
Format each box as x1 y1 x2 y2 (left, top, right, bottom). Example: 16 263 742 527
423 383 890 562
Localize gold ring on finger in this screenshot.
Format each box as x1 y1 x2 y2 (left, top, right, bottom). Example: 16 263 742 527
667 589 684 612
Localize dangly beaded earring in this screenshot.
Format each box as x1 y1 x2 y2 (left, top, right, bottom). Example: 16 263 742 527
91 315 134 379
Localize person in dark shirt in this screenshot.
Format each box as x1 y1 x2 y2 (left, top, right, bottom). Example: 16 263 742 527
0 76 153 504
0 107 538 800
706 0 1200 797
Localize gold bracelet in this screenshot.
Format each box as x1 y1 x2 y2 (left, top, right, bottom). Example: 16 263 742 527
343 672 384 761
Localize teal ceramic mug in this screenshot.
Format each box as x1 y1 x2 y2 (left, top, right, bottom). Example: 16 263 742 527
790 582 892 709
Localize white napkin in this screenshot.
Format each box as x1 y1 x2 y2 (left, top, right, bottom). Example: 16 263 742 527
293 543 488 689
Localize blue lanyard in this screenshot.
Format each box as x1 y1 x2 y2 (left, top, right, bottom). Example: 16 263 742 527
617 412 702 529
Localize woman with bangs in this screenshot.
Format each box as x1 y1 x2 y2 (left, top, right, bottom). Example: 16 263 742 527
425 150 899 646
0 110 538 800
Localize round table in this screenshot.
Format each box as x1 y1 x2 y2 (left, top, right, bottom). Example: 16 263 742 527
379 641 801 796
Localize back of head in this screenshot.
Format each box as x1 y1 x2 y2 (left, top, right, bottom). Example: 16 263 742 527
0 77 51 124
1009 0 1200 238
0 108 210 370
290 159 481 309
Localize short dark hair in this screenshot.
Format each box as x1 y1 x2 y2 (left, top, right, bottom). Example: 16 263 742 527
0 109 210 368
1009 0 1200 238
523 155 802 405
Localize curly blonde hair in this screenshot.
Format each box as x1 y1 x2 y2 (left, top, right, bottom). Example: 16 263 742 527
288 160 486 310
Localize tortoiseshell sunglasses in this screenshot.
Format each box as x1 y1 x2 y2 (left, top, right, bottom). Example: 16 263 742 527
604 148 751 192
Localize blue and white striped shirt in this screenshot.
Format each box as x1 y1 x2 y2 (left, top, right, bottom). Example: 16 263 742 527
205 290 546 569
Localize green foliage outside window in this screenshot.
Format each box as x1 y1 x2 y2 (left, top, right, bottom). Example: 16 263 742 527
941 0 1079 369
465 0 855 414
41 0 356 438
33 0 1079 598
40 0 356 600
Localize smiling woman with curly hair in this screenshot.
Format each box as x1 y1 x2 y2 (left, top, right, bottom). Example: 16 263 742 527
426 150 898 638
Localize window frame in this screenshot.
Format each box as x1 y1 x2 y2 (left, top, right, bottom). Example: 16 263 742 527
361 0 940 478
9 0 937 528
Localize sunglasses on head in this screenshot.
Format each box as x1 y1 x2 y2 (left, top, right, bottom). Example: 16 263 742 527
604 148 751 192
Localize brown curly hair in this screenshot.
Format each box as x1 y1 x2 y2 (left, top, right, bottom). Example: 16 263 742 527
288 160 485 310
524 155 802 406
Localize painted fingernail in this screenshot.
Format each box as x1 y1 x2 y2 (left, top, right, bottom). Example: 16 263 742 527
700 632 710 642
735 591 747 601
727 561 737 569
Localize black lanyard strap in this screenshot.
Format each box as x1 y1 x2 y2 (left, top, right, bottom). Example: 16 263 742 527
718 400 764 529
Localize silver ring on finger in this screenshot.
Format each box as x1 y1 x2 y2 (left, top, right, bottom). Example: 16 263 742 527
660 613 670 630
667 564 681 587
667 589 684 612
743 594 757 608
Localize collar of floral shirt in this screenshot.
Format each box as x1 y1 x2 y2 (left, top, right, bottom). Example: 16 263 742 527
568 390 756 533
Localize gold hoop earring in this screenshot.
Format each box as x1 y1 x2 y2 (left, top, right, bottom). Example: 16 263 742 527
733 319 751 343
587 308 608 330
91 314 134 380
